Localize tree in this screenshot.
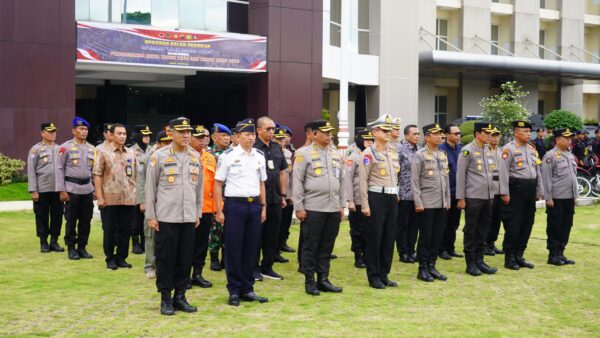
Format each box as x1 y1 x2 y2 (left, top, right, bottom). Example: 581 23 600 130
544 109 584 131
480 81 531 138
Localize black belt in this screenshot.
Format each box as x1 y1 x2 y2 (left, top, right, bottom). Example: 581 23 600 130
226 196 260 203
509 177 536 185
65 176 91 185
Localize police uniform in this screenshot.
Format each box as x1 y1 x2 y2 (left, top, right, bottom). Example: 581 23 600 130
56 117 96 260
456 123 498 276
129 124 152 255
145 117 202 315
411 124 451 282
572 131 587 167
345 130 373 269
533 130 547 160
293 120 346 295
485 128 505 255
499 120 544 270
208 123 232 271
93 136 137 269
28 123 64 253
190 125 215 288
276 128 295 253
542 129 578 266
215 119 269 305
358 116 400 288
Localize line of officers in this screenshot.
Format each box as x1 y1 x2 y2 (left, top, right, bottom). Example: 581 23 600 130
27 114 578 315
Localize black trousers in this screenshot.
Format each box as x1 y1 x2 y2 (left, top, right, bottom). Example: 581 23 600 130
365 192 398 282
33 192 63 240
546 198 575 252
63 193 93 247
462 198 492 253
440 198 461 253
300 211 341 275
348 205 367 256
103 205 133 262
258 203 281 271
416 208 446 263
396 200 418 256
193 213 213 269
501 179 537 255
278 200 294 248
486 195 504 246
131 205 145 243
155 222 195 293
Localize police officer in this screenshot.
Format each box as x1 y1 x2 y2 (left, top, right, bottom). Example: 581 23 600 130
456 122 498 276
214 118 269 306
137 130 171 279
254 117 289 279
389 117 402 149
499 120 544 270
273 127 295 254
130 124 152 254
56 117 96 260
294 120 346 295
572 130 588 167
145 117 202 315
208 123 232 271
93 123 137 270
345 127 365 159
542 128 578 266
533 128 547 160
345 130 374 268
485 127 505 255
592 129 600 158
189 125 215 288
28 122 64 253
411 123 451 282
358 115 400 289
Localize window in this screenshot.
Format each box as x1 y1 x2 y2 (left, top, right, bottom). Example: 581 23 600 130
539 30 546 58
491 25 499 55
540 0 546 8
151 0 178 27
538 100 545 115
330 0 341 47
124 0 151 25
436 19 448 51
435 96 448 127
358 0 370 54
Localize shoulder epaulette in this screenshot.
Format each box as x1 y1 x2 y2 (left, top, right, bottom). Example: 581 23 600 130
223 148 234 155
254 148 264 156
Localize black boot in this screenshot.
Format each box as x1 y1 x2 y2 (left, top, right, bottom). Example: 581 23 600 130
354 252 365 268
504 252 519 270
476 251 497 274
219 250 226 270
131 236 143 254
482 244 495 256
210 251 221 271
465 252 482 276
428 260 447 281
40 238 50 253
515 250 534 269
67 245 80 260
317 273 343 293
160 291 175 316
304 273 320 296
547 250 565 266
417 261 434 282
173 289 197 313
49 237 64 252
77 245 93 259
558 250 575 265
190 266 213 288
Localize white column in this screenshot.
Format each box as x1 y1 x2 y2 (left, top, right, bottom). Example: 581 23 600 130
336 0 353 148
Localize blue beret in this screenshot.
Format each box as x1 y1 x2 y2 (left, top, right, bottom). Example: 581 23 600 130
212 123 232 135
72 117 90 128
282 125 293 135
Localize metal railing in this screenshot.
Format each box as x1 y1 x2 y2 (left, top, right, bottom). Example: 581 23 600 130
419 27 463 52
472 34 515 56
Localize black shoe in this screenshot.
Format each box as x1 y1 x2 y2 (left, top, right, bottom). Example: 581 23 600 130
228 294 240 306
417 262 434 282
116 259 132 268
504 253 520 270
209 251 221 271
439 251 452 260
106 258 118 270
449 251 463 258
241 292 269 303
77 246 93 259
132 242 144 255
354 256 366 269
493 246 504 254
40 241 50 253
559 250 575 265
515 253 534 269
49 241 64 252
317 275 343 293
381 277 398 287
280 244 295 253
428 261 448 281
191 268 213 288
482 246 495 256
273 254 289 263
399 254 413 264
476 253 497 274
67 246 80 260
173 290 197 312
330 254 338 260
305 281 320 295
369 280 387 289
261 269 283 280
547 253 565 266
160 292 175 316
253 270 264 281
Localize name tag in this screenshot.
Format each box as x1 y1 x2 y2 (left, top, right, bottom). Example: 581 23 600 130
126 165 133 177
267 160 275 170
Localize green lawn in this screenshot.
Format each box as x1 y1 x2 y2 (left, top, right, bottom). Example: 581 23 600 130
0 182 30 201
1 206 599 336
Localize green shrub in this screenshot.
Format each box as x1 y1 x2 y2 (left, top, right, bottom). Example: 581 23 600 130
583 118 598 126
0 153 25 185
544 109 583 131
480 81 531 137
459 120 479 144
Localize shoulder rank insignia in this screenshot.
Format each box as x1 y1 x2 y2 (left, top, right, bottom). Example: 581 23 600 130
463 150 470 157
